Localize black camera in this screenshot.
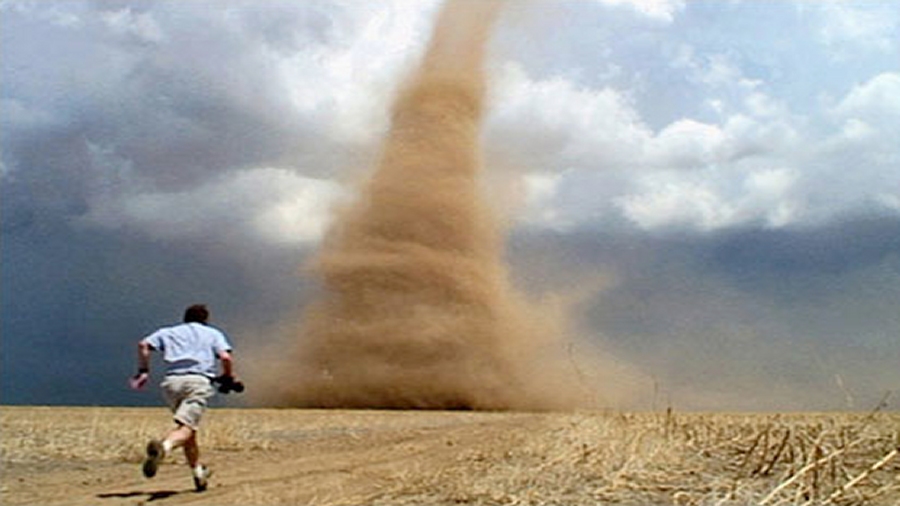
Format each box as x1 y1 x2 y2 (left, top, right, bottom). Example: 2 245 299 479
213 375 245 394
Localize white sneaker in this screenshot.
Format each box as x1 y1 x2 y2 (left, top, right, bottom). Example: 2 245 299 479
193 465 212 492
142 439 165 478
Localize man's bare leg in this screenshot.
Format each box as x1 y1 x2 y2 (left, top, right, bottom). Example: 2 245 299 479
161 423 194 460
182 429 199 468
144 424 205 482
159 424 210 491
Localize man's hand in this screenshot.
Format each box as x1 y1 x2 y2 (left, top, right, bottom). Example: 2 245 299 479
213 374 245 394
134 341 152 390
129 371 149 390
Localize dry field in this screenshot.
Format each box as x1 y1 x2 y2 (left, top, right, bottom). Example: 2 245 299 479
1 406 898 505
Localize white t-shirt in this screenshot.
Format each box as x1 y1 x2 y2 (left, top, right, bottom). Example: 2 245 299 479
142 322 232 378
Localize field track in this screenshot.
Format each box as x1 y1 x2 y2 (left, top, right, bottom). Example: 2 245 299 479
2 406 898 505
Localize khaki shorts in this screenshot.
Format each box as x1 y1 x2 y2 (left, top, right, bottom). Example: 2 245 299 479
160 375 215 430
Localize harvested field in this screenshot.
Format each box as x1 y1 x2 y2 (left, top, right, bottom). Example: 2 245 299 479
1 406 898 505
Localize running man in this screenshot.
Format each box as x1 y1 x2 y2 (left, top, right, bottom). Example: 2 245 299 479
130 304 237 492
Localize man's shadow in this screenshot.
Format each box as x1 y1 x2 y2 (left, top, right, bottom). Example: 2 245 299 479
97 489 186 502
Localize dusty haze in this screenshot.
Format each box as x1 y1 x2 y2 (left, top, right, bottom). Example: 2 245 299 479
254 0 647 410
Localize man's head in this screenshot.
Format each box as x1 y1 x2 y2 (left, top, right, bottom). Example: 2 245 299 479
183 304 210 324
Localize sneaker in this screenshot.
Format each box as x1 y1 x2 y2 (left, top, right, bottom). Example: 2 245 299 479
142 439 165 478
193 465 212 492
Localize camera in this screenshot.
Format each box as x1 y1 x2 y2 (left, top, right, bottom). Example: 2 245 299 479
213 375 245 394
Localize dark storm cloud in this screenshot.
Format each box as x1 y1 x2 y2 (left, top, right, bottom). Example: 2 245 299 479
2 1 329 199
0 0 446 405
508 215 900 411
0 1 349 404
2 1 898 409
0 217 313 405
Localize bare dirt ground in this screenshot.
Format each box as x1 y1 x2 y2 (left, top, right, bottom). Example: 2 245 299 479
1 407 898 505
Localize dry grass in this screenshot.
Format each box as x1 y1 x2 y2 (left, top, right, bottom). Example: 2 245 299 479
0 407 264 465
368 411 900 505
1 406 898 505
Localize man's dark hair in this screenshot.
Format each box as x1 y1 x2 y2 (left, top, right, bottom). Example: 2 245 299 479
183 304 210 324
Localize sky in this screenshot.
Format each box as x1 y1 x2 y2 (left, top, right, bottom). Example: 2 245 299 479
1 0 898 410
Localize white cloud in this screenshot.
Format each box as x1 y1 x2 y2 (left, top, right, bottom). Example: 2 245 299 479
833 72 900 124
720 114 799 163
617 175 736 231
487 52 898 235
827 73 900 163
702 55 760 90
838 118 876 142
812 2 899 57
252 174 349 245
520 172 568 228
5 0 899 241
878 194 900 212
671 45 762 91
743 168 799 227
594 0 685 22
645 119 725 170
744 92 786 119
82 168 347 245
101 8 164 44
486 61 809 232
616 167 800 231
0 98 57 130
0 1 83 28
805 72 900 222
278 1 437 144
487 63 650 173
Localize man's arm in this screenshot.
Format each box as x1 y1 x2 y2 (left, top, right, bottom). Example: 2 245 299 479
218 349 234 378
138 341 152 372
130 341 153 390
